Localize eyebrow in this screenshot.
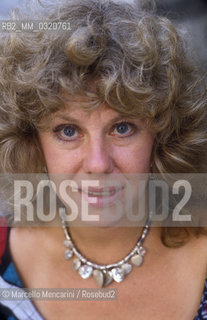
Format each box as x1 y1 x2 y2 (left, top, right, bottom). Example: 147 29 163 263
54 114 84 125
54 113 135 126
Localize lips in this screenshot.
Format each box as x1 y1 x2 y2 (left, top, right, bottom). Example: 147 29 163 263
81 187 121 197
79 186 124 208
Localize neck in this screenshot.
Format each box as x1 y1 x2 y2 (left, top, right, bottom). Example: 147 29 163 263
68 225 149 265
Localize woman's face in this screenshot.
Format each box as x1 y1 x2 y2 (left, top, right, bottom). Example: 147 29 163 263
38 99 155 176
38 98 155 225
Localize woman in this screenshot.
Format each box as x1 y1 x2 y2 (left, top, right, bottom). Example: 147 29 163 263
0 0 207 319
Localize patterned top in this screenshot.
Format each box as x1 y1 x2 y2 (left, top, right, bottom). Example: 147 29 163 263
0 221 207 319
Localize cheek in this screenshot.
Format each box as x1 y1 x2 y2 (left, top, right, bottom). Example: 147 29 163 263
38 134 81 173
115 136 154 173
45 148 82 173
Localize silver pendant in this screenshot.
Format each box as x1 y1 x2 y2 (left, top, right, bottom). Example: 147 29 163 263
64 249 73 260
111 267 125 283
121 263 132 275
73 258 81 271
79 265 93 279
103 270 113 286
138 247 146 256
93 270 104 287
131 254 143 267
64 240 73 248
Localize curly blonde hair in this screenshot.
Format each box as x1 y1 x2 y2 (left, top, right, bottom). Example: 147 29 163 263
0 0 206 245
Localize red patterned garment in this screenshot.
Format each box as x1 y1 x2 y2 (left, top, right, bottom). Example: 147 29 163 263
0 217 7 265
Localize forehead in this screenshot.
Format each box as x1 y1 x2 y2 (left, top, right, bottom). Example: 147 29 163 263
38 94 152 132
55 101 120 121
51 95 142 122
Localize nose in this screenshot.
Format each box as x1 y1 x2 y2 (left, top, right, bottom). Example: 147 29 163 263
82 137 114 174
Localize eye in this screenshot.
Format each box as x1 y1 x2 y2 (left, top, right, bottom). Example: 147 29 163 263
62 126 77 137
53 124 80 141
112 122 137 137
